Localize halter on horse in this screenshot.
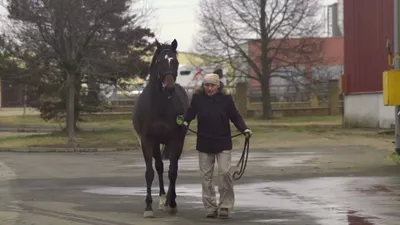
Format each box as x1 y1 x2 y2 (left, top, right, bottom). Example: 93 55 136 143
132 39 189 218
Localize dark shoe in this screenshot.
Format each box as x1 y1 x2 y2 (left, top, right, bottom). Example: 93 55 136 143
218 208 230 218
206 211 217 218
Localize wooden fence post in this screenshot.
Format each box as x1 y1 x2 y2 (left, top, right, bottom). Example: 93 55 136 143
328 79 339 115
235 82 248 117
309 92 319 107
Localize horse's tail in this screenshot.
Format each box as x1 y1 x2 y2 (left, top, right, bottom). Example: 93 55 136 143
132 127 142 148
161 144 169 160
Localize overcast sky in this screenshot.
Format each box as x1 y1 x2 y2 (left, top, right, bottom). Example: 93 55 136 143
144 0 339 52
0 0 339 52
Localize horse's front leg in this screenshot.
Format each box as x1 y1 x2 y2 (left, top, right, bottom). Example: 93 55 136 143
142 139 155 218
165 140 184 215
153 144 167 210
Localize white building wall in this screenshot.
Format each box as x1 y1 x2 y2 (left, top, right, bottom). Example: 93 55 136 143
337 0 344 35
344 92 395 128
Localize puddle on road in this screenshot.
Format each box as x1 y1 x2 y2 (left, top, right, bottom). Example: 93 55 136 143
83 176 400 224
119 151 317 170
251 218 296 223
264 155 315 167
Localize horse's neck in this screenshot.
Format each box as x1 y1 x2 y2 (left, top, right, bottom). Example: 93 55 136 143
148 89 184 118
146 72 185 116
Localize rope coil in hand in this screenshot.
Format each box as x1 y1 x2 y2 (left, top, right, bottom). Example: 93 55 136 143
185 126 250 181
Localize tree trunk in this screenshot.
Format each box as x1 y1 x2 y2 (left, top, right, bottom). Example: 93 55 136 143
66 70 82 141
259 0 272 120
74 72 82 132
74 82 81 131
260 76 273 119
67 72 76 146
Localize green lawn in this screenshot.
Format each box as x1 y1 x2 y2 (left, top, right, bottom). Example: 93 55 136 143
0 114 344 149
0 114 342 129
0 114 132 129
388 152 400 164
0 129 139 148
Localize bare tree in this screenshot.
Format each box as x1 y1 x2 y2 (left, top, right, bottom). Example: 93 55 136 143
195 0 327 119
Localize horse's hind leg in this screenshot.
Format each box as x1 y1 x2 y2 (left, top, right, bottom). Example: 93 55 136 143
161 144 170 160
153 144 166 210
141 138 155 218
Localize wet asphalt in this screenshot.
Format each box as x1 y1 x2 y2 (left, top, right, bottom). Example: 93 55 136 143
0 146 399 225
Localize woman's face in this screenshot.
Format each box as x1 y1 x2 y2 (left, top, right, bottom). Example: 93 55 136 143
203 83 219 96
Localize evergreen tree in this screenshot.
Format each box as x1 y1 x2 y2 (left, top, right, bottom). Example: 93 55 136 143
0 0 155 130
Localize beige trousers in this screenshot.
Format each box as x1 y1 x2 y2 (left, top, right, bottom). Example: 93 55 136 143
198 150 234 213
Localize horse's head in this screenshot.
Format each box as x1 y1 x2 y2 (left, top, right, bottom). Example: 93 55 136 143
151 39 179 95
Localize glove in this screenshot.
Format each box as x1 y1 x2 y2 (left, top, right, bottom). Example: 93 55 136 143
176 115 187 127
244 129 252 137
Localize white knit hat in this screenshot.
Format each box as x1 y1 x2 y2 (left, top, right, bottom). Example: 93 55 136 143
203 73 220 86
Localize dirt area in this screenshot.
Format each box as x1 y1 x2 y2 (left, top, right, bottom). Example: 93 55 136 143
0 115 396 165
179 125 398 177
183 128 394 154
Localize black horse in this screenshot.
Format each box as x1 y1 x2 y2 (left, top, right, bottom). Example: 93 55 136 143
132 39 189 218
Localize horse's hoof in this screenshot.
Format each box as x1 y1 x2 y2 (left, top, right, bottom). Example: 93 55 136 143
166 206 178 215
159 195 167 210
143 210 154 218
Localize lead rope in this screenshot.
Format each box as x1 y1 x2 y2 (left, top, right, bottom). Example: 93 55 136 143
232 135 250 180
185 126 251 181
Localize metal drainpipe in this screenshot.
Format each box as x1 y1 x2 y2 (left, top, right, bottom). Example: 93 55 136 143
394 0 400 154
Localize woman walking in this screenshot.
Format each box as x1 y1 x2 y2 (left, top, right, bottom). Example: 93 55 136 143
183 73 252 219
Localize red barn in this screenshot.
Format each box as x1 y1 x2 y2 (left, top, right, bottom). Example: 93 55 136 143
343 0 394 128
241 37 344 101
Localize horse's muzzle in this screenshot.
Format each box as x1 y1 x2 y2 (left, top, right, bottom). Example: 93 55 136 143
162 73 176 94
164 84 175 94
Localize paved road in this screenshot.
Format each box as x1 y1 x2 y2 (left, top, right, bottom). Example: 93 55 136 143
0 146 399 225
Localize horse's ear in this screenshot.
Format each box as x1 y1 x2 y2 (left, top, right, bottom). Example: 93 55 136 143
155 39 161 49
171 39 178 51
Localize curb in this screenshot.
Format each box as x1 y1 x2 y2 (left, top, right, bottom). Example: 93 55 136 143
0 127 116 133
0 147 138 153
0 127 60 133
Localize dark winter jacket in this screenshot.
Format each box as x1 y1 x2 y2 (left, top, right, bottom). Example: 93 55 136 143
183 87 249 154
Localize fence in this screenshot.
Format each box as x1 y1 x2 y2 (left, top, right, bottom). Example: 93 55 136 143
239 80 342 117
100 79 341 118
0 80 342 119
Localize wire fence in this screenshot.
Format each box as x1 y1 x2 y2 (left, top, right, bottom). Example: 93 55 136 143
248 83 331 103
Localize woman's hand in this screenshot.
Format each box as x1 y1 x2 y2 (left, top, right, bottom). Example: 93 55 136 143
244 129 252 138
176 115 188 127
